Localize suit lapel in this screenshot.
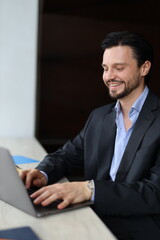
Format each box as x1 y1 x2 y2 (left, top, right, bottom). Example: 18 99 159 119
96 109 116 180
116 91 158 181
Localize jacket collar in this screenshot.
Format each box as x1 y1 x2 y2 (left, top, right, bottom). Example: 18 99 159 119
116 90 160 181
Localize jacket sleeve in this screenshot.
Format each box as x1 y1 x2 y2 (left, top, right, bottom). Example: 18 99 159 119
36 111 93 184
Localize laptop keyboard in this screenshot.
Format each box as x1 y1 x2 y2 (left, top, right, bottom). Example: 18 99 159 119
27 186 40 195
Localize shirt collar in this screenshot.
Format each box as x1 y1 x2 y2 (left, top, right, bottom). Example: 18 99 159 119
115 86 149 116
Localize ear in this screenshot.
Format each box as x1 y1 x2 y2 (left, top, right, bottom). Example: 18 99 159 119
141 60 151 77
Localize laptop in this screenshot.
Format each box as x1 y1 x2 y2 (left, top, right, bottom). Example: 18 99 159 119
0 146 93 217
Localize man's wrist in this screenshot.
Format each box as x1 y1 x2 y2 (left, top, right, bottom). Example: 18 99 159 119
40 170 48 184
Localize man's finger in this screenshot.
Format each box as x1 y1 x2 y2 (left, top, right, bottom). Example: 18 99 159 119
33 175 47 187
30 187 45 198
32 188 52 205
25 172 33 189
19 169 29 181
57 198 70 210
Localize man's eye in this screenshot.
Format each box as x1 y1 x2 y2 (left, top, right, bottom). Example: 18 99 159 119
116 67 124 71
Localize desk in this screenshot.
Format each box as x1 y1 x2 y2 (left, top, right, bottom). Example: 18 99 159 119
0 137 116 240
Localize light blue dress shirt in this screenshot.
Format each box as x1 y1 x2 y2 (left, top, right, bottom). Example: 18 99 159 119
109 86 149 181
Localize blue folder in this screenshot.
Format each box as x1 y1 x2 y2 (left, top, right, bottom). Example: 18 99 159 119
12 155 40 164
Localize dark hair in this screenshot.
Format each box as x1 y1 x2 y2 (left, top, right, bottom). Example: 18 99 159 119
101 31 154 83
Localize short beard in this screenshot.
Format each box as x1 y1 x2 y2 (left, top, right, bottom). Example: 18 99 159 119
107 77 141 100
108 87 132 100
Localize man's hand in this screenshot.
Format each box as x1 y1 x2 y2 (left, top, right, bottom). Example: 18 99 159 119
19 169 47 189
30 181 92 209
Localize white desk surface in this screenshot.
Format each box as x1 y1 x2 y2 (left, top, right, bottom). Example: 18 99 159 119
0 137 116 240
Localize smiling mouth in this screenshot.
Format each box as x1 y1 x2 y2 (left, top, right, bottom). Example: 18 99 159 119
107 81 123 87
110 82 121 87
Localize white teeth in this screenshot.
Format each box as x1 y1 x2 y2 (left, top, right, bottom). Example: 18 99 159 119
110 83 120 87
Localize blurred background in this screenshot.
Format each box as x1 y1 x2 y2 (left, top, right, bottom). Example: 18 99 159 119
0 0 160 153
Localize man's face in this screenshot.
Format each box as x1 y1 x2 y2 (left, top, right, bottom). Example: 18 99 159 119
102 46 145 100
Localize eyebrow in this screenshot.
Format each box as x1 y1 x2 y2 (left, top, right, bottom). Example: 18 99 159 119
101 63 128 68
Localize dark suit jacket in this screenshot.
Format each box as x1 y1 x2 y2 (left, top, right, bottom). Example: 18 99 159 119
37 90 160 240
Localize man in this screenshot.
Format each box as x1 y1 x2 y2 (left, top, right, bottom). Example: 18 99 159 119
20 31 160 240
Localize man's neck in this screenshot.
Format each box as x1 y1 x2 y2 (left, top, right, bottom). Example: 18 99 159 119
119 86 145 117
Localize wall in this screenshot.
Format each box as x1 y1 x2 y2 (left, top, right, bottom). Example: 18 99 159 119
0 0 38 137
37 3 160 152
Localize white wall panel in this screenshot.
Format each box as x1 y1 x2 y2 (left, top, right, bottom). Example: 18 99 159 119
0 0 38 137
